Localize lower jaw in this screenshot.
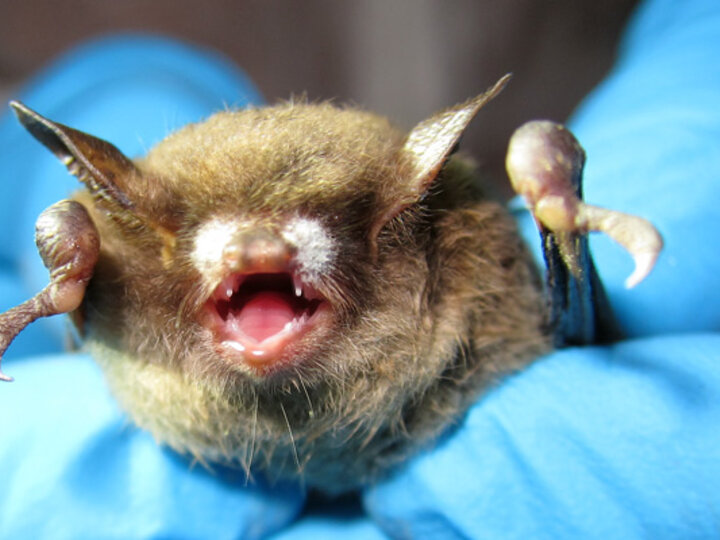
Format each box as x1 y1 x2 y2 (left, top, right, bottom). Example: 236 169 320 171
205 303 333 377
216 339 298 376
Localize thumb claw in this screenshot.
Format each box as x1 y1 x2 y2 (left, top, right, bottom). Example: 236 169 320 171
579 205 663 288
625 250 661 289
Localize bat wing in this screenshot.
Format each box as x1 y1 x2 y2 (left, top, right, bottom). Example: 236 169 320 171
540 205 621 347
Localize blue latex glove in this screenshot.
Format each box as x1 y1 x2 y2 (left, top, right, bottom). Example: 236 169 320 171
364 0 720 538
1 354 304 539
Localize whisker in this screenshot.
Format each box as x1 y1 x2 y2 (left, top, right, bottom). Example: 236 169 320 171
297 373 315 419
279 402 302 477
245 391 259 485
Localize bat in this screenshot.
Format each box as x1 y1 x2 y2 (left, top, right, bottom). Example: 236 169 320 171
0 75 661 494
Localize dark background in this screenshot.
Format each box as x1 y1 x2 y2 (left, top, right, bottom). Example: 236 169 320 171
0 0 638 197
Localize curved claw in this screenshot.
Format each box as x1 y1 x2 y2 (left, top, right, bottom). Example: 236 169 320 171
578 205 663 288
507 120 663 288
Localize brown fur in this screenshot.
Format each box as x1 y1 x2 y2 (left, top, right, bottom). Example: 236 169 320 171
66 99 550 493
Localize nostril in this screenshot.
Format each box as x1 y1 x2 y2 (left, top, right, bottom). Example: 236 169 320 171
244 236 292 269
223 231 293 273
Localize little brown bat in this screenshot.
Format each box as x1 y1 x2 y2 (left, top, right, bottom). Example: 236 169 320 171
0 75 661 494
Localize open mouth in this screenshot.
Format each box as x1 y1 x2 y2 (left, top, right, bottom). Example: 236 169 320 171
200 271 329 370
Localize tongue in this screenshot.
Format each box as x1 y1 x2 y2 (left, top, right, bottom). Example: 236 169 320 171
235 292 296 343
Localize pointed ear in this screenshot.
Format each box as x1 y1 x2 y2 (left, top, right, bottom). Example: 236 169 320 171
401 74 510 198
370 74 511 254
9 100 139 211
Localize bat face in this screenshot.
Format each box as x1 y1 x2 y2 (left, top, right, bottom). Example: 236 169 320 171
128 104 408 381
79 104 444 398
3 77 554 493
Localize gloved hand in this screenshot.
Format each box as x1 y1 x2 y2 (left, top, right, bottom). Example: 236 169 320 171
363 0 720 538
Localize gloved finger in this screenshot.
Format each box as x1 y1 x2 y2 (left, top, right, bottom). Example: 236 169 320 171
365 333 720 539
0 353 305 539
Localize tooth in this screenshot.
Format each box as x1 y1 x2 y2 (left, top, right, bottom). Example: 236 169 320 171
226 312 240 331
215 275 233 300
223 340 245 352
293 275 303 297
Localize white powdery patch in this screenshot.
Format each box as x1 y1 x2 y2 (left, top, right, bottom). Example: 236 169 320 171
282 216 336 280
192 218 239 276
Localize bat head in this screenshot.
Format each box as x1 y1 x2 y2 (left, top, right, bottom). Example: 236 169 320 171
11 76 511 383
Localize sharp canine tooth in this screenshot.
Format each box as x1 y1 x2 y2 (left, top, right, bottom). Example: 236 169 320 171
215 275 236 300
293 275 303 297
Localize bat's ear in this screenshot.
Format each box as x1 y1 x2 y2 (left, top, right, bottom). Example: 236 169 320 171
10 101 139 212
400 74 510 198
371 74 511 253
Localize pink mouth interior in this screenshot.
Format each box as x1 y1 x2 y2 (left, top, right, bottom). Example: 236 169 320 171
205 273 324 364
235 291 297 343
